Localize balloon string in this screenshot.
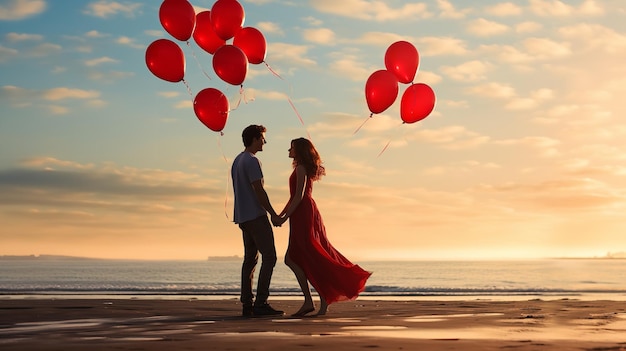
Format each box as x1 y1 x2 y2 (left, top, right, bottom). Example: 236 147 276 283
376 121 405 157
182 78 193 99
377 139 392 158
287 96 312 141
229 86 243 112
264 61 283 80
265 60 311 140
353 113 373 135
187 41 212 81
217 133 230 221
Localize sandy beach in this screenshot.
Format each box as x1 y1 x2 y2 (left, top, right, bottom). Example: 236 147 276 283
1 297 626 350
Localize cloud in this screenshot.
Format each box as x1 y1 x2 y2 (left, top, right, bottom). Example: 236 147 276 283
327 51 371 82
559 23 626 54
0 45 19 62
495 136 561 157
85 30 108 38
416 70 443 86
22 157 95 170
2 84 103 113
481 177 622 211
0 158 223 237
531 88 554 100
116 36 144 49
422 160 501 176
175 100 192 109
522 37 571 59
516 21 542 33
144 29 163 37
416 36 469 56
87 70 134 81
308 112 392 140
244 88 288 101
2 157 220 198
309 0 431 21
478 44 534 66
28 42 62 57
466 82 517 99
84 56 118 67
47 105 69 115
5 32 43 41
303 28 336 45
466 18 510 37
529 0 574 16
437 0 470 19
528 0 604 17
485 2 523 16
354 32 408 47
505 97 539 111
578 0 604 16
0 85 28 99
0 0 46 20
42 87 100 101
302 16 323 26
440 60 493 82
267 42 316 67
257 21 284 36
83 1 142 18
158 91 180 98
408 125 491 150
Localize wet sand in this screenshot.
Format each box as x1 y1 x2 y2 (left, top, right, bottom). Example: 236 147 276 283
2 298 626 350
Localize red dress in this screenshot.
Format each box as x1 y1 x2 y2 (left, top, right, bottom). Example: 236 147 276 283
287 170 372 304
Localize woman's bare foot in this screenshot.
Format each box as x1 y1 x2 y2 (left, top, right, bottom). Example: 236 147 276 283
315 300 328 316
291 303 315 317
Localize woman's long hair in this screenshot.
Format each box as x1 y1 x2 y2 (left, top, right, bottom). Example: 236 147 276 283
291 138 325 181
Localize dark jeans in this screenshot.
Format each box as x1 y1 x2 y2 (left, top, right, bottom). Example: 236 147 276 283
239 215 277 306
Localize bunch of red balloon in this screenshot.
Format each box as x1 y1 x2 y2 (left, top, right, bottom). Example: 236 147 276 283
145 0 268 133
365 41 436 124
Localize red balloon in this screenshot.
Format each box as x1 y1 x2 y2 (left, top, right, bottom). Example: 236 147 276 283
365 70 399 114
233 27 266 64
400 83 436 123
384 41 419 84
145 39 185 83
210 0 245 41
193 11 225 54
194 88 229 132
159 0 196 41
212 45 248 86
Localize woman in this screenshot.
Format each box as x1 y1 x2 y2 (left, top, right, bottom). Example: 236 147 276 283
278 138 371 317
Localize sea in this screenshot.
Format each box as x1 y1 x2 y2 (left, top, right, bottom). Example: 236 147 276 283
1 258 625 300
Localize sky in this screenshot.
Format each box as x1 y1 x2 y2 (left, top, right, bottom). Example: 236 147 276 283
1 0 626 261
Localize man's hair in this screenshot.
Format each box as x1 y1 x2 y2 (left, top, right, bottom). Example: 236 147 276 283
242 124 266 147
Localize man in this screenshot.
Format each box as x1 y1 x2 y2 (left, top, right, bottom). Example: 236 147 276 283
231 124 284 317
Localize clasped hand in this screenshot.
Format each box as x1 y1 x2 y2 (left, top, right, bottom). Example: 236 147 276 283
271 214 287 227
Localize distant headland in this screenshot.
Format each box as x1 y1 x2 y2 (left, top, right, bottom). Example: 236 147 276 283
0 254 99 261
207 255 241 261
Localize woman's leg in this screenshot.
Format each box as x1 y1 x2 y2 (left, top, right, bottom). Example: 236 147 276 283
285 251 315 316
316 295 328 316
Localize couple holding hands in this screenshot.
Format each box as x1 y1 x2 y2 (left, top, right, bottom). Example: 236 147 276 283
231 125 371 318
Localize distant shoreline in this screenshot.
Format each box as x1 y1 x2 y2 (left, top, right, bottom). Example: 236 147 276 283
1 254 625 261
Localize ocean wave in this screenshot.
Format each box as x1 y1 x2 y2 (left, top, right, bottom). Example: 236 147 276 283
2 285 626 297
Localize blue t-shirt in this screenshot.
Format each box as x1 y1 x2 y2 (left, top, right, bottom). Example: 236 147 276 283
231 151 266 223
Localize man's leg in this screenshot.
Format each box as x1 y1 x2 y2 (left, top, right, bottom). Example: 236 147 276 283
239 223 258 311
248 215 277 305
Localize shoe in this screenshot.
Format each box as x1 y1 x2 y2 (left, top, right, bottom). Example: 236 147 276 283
242 305 254 317
253 303 284 316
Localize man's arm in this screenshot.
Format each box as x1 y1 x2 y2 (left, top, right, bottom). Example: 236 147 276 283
251 179 279 219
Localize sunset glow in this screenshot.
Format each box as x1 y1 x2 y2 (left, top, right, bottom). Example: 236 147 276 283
1 0 625 260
